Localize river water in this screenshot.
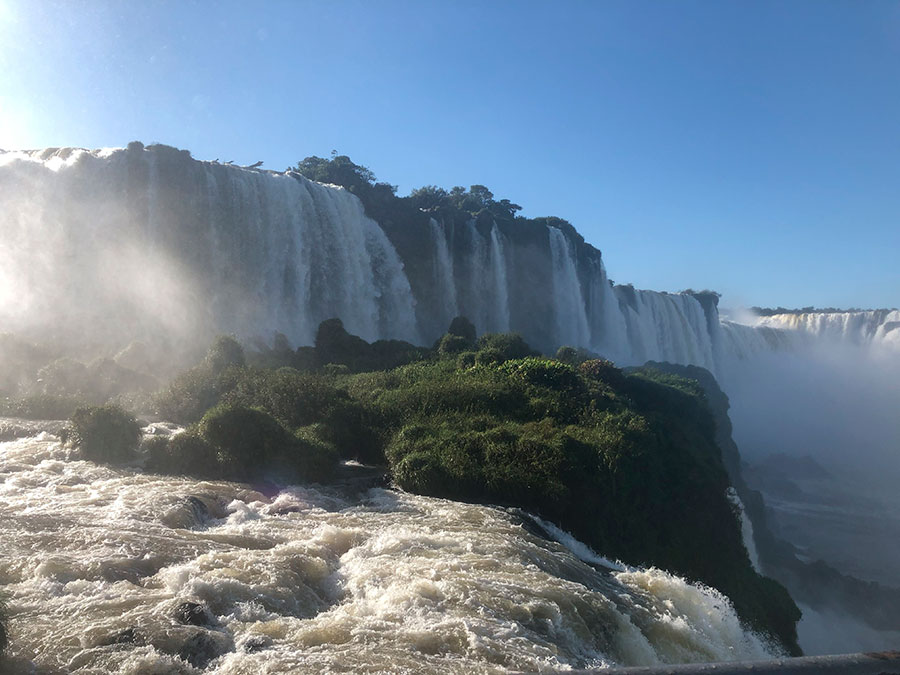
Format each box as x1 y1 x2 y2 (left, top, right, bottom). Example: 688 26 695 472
0 427 777 674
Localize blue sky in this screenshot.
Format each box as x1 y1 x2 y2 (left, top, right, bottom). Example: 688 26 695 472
1 0 898 309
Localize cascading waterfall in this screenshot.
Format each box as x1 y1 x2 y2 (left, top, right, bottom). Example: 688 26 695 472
488 225 511 333
726 488 761 573
428 217 459 327
0 143 894 373
0 145 418 358
612 287 717 371
4 143 898 662
755 310 900 351
451 220 512 336
548 226 591 349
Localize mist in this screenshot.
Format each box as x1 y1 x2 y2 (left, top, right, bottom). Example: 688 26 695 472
724 338 900 484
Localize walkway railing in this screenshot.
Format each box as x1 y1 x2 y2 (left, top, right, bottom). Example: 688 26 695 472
555 650 900 674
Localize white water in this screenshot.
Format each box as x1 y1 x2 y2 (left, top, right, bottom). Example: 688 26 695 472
0 146 418 357
754 310 900 352
429 218 460 329
726 488 761 573
0 431 778 673
548 227 592 350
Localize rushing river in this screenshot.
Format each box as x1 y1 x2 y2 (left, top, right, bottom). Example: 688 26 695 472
0 426 777 674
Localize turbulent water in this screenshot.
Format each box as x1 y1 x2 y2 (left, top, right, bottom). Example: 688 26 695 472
0 430 777 673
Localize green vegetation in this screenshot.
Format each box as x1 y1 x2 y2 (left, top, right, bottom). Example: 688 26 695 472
60 404 142 464
144 404 335 483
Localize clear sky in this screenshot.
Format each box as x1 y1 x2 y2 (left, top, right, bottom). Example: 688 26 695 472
1 0 898 309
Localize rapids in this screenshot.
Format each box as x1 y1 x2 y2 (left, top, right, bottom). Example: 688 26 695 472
0 430 778 674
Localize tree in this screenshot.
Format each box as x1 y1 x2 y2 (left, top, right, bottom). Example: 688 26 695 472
409 185 450 212
292 154 378 193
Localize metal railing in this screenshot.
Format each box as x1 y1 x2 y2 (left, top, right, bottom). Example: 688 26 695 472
556 650 900 674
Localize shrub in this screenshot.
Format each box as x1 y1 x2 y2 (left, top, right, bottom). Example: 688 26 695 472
36 358 87 397
61 405 142 464
475 332 536 362
197 404 337 482
578 358 625 388
555 345 580 365
475 347 503 366
197 404 295 478
205 335 246 374
221 367 383 463
437 333 469 355
447 316 477 345
555 345 594 366
152 365 222 423
456 351 477 370
498 357 583 393
322 363 351 377
143 432 220 478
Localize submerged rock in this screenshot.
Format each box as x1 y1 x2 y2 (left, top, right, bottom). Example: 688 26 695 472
97 627 144 646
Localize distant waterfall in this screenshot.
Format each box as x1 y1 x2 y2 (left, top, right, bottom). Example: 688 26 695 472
2 143 892 374
451 220 511 335
428 217 459 327
548 226 591 349
489 225 511 332
755 310 900 351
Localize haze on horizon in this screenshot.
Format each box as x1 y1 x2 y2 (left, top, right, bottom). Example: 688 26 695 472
1 0 898 309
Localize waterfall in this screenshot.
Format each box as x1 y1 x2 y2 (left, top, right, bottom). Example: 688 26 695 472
0 145 419 356
489 225 511 332
726 488 761 572
755 310 900 351
1 142 892 375
428 217 459 327
548 226 591 349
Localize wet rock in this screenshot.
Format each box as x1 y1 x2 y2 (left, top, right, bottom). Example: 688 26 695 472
161 495 223 529
242 635 271 653
185 496 209 522
330 463 389 494
100 555 166 583
97 627 143 646
172 627 232 669
174 601 216 627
